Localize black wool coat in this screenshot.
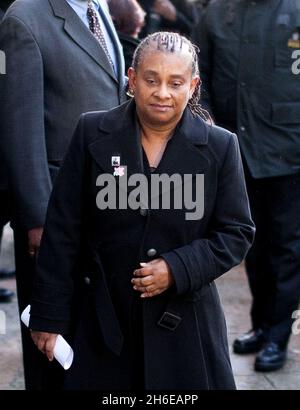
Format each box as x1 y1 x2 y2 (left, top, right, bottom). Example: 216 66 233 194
30 100 255 390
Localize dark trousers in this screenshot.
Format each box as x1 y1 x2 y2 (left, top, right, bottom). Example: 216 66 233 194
14 228 64 390
245 171 300 348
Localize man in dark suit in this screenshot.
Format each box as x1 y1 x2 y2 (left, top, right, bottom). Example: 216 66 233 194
197 0 300 371
0 0 14 303
0 0 126 389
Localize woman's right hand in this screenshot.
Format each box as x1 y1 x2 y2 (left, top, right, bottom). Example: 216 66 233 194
31 331 58 361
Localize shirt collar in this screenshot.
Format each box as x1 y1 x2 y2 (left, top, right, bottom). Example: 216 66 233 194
66 0 100 12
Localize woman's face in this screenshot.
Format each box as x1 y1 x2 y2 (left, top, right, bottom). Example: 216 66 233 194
128 48 199 129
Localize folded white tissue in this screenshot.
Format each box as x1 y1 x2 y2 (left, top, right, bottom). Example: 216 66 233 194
21 305 74 370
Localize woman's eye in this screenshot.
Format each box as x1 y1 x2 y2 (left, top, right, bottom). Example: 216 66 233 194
172 83 182 88
146 79 156 85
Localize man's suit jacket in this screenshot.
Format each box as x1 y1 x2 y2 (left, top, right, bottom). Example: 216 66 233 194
0 0 126 230
30 100 255 389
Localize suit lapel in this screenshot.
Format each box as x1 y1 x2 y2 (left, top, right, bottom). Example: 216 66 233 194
48 0 117 82
97 2 126 88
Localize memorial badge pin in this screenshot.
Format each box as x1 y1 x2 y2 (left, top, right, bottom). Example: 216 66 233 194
111 156 120 167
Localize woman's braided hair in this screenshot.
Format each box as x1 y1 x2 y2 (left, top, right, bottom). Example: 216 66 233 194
131 31 211 121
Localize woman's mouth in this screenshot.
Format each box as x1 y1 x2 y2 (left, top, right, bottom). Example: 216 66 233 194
149 104 173 112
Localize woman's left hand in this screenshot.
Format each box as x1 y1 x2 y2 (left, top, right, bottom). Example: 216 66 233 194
132 258 174 298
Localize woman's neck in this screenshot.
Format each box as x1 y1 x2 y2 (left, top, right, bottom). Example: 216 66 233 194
139 122 175 143
139 121 175 168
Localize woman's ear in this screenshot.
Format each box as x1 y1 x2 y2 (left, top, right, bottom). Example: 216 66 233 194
190 75 200 98
127 67 136 92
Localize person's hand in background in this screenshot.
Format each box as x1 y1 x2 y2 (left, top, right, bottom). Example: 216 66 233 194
153 0 177 22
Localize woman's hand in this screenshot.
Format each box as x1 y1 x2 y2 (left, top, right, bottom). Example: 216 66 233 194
31 331 58 361
132 258 174 298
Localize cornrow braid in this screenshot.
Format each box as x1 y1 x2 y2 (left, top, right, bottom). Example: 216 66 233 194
131 31 211 121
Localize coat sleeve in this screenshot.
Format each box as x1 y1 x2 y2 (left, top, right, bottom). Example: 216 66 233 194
161 132 255 295
0 16 52 230
29 115 88 334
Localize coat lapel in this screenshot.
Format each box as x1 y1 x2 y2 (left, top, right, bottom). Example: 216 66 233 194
150 110 211 208
48 0 117 82
88 100 144 178
88 101 212 203
156 109 211 176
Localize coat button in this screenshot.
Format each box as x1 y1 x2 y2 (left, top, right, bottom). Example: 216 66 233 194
140 208 148 217
84 277 90 285
147 248 157 257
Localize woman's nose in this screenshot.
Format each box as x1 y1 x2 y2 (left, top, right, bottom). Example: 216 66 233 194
154 84 171 99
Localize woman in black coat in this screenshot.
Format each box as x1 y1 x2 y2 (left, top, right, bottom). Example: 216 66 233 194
30 32 255 390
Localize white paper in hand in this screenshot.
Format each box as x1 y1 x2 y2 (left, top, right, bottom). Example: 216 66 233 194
21 305 74 370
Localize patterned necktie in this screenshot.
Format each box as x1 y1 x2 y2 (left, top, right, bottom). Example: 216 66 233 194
87 1 115 70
